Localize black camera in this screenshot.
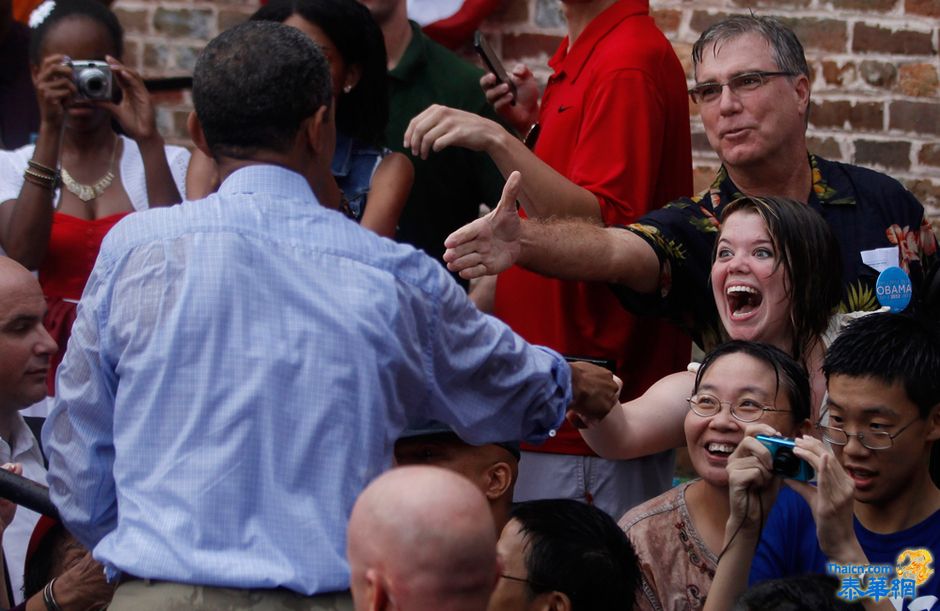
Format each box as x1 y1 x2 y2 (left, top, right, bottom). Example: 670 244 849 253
756 435 815 482
70 60 113 101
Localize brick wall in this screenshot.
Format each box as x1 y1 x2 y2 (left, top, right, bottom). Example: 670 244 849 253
112 0 940 227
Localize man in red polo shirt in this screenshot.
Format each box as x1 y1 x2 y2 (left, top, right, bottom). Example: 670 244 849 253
404 0 691 518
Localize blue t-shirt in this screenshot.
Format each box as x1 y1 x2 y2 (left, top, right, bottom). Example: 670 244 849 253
750 487 940 609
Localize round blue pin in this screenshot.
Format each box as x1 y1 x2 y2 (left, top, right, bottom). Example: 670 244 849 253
875 266 913 313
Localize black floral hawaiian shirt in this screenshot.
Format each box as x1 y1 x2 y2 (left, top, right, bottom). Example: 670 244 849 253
613 154 938 351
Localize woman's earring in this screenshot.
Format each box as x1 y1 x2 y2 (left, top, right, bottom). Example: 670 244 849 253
343 84 353 93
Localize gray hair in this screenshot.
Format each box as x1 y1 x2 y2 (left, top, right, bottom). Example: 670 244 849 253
691 15 809 80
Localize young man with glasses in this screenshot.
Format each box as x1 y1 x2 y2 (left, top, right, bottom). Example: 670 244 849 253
705 313 940 611
443 15 938 354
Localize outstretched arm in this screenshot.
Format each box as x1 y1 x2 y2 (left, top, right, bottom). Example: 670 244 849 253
442 197 660 293
574 371 692 460
360 152 413 238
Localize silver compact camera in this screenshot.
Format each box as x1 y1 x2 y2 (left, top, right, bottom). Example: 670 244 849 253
70 60 113 100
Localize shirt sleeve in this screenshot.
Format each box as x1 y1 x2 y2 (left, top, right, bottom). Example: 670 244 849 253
610 199 724 349
0 147 30 204
422 269 570 445
42 248 119 551
568 69 667 225
748 487 810 586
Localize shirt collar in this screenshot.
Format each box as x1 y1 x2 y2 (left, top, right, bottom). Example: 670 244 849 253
710 153 856 208
218 164 318 203
548 0 650 83
0 414 42 464
331 131 354 178
389 21 427 82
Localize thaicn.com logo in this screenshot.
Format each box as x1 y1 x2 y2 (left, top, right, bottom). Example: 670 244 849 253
828 548 936 609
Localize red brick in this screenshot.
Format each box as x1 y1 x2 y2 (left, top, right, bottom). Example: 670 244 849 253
898 63 940 97
905 179 940 210
890 101 940 135
652 9 681 34
219 10 252 33
113 8 150 34
807 136 842 160
489 0 528 24
854 140 911 170
809 100 851 129
905 0 940 17
859 60 898 88
691 131 713 155
919 143 940 167
853 23 935 55
834 0 897 9
142 43 171 73
149 89 185 106
123 40 141 71
820 61 855 87
501 33 564 62
154 8 213 39
731 0 810 7
777 17 848 53
689 11 731 35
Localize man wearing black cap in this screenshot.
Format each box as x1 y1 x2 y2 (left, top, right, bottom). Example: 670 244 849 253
395 421 518 534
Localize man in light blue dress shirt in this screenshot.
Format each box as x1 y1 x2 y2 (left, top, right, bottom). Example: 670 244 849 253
41 20 618 610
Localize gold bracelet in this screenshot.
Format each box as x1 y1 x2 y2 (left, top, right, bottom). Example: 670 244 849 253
23 168 59 190
27 159 58 175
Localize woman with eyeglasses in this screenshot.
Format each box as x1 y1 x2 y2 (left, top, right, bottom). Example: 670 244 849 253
564 195 842 610
623 341 812 611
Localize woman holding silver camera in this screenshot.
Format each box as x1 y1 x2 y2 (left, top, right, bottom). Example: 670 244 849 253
0 0 189 399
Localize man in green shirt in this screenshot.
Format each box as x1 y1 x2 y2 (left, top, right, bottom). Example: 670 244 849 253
360 0 506 286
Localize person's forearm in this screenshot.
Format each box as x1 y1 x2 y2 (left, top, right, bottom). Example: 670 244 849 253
515 219 660 293
1 124 62 269
485 129 602 221
137 135 182 207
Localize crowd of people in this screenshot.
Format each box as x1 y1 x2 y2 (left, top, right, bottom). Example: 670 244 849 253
0 0 938 610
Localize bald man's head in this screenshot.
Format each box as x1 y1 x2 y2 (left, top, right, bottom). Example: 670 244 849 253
347 466 497 611
0 257 57 412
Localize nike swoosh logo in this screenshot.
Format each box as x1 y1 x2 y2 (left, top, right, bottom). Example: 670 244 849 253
558 105 573 113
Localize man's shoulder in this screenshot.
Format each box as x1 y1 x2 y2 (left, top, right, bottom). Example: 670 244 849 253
817 156 920 205
405 29 488 108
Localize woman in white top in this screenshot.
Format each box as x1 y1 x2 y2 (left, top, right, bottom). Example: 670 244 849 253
0 0 189 397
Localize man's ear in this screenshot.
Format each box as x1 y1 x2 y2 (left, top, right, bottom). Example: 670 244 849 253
925 403 940 442
483 461 513 501
793 73 811 116
187 111 213 158
365 568 390 611
539 591 572 611
304 104 334 158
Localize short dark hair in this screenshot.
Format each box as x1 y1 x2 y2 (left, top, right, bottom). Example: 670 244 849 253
717 197 842 363
695 340 811 426
251 0 388 146
192 20 332 159
692 15 809 80
510 499 640 611
823 313 940 419
735 574 863 611
28 0 124 65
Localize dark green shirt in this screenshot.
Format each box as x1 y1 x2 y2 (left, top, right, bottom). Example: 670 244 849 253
387 22 505 285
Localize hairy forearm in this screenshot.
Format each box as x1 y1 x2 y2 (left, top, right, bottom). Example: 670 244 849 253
485 130 602 221
515 218 660 293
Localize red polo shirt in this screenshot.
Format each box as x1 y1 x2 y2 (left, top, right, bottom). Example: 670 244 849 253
493 0 693 454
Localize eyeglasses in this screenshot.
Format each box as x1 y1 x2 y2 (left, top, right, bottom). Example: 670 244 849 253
688 71 796 104
499 573 551 591
816 418 919 451
687 393 791 423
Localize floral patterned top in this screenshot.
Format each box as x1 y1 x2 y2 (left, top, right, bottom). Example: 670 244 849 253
620 481 716 611
614 154 938 351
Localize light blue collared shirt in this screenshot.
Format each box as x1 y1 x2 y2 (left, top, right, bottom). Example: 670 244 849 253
43 164 569 594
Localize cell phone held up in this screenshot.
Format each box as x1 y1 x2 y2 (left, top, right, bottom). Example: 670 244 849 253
756 435 815 482
473 30 517 107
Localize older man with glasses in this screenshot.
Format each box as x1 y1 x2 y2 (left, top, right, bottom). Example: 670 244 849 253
444 14 938 354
